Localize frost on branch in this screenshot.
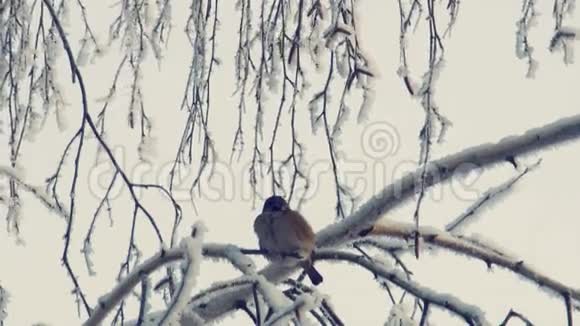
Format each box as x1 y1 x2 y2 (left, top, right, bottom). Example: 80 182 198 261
158 222 206 326
169 0 218 205
515 0 538 78
256 274 291 313
385 304 416 326
2 1 580 325
232 0 375 214
221 245 257 274
264 292 323 326
549 0 577 64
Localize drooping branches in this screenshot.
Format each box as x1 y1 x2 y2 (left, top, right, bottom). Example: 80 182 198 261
397 0 453 256
515 0 576 77
549 0 576 63
516 0 538 78
168 0 218 210
107 0 163 147
231 0 374 213
1 1 580 325
306 0 375 218
0 0 67 235
37 0 181 319
396 0 577 255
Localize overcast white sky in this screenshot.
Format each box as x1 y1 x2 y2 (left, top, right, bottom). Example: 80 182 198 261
1 0 580 325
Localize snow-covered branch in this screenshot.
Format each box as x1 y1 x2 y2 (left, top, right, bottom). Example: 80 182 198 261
85 239 264 325
83 246 182 326
0 166 70 220
263 292 323 326
3 0 579 324
367 222 580 302
317 113 580 248
158 223 206 326
176 114 580 323
314 249 489 325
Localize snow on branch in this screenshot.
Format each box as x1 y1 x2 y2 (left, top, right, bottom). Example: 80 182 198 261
172 114 580 323
85 238 265 325
169 0 218 203
263 292 323 326
83 245 184 326
205 244 257 275
5 1 580 325
314 249 489 325
368 222 580 304
385 303 416 326
0 166 70 220
185 263 302 322
282 279 343 325
158 223 206 326
549 0 577 64
317 113 580 248
515 0 538 78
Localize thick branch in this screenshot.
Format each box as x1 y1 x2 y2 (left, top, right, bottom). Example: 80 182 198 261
369 222 580 301
85 243 258 326
84 249 184 326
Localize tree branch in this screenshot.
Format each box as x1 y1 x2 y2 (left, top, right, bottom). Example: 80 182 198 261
314 249 487 325
176 114 580 323
368 222 580 302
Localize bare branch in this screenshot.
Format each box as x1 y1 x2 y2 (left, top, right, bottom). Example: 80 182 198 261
499 308 534 326
445 159 541 233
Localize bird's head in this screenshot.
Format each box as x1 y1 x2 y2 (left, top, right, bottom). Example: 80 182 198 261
262 195 289 213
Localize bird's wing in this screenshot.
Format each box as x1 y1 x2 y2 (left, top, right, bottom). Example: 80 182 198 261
253 213 268 236
254 212 275 251
287 210 315 241
276 210 315 256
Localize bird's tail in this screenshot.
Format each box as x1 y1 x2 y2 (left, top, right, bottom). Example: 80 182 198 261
305 265 323 285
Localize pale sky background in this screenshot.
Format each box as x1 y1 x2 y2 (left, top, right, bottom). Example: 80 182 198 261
1 0 580 325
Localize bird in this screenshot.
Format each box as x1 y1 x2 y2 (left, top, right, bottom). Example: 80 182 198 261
253 195 323 285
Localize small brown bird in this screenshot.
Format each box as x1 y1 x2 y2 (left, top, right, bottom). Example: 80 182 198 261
254 195 323 285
